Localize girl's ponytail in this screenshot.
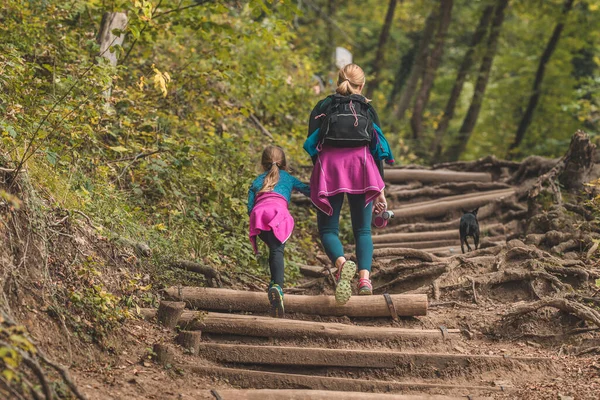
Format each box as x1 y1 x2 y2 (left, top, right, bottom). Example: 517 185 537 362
258 146 287 193
260 162 281 193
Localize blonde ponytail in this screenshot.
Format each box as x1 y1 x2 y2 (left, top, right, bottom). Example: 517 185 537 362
260 163 280 193
336 64 366 96
258 145 287 193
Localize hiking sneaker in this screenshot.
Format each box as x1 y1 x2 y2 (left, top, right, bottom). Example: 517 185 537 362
267 283 285 318
357 278 373 295
335 260 357 305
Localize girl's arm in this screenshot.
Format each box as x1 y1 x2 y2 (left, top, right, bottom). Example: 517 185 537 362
292 176 311 197
247 186 256 215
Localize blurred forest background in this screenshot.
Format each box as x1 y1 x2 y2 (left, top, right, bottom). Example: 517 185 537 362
0 0 599 331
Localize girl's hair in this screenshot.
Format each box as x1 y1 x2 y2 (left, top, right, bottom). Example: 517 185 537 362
259 145 287 193
336 64 366 96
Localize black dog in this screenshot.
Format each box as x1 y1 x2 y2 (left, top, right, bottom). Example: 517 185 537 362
459 208 480 253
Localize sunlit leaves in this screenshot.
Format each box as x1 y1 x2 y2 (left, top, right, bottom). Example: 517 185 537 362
151 64 171 97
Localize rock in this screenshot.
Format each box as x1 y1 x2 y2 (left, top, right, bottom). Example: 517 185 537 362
507 239 526 249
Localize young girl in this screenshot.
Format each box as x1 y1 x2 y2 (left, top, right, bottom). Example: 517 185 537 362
248 145 310 318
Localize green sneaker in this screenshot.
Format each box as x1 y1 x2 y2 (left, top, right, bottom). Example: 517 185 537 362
267 283 285 318
335 260 357 305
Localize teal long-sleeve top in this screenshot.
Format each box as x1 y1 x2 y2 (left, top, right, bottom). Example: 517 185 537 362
247 170 311 215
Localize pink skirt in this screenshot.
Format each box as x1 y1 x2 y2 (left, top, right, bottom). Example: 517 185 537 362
249 192 294 254
310 146 385 215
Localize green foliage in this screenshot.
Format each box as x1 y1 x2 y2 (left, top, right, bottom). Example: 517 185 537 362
0 1 319 325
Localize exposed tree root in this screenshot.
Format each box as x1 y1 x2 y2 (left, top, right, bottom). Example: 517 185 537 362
373 264 447 292
372 248 440 262
171 260 223 287
505 298 600 328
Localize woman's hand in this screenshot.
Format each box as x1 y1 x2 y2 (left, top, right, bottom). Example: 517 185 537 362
373 191 387 214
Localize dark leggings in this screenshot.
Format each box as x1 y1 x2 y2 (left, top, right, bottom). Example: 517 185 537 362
317 193 373 272
258 231 285 287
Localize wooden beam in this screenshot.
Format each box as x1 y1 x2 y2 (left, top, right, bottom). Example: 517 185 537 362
389 189 516 221
202 389 465 400
163 287 427 317
140 310 459 341
190 365 505 394
197 343 551 371
384 169 492 184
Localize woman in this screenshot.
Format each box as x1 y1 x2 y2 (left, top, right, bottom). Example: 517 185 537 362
304 63 394 305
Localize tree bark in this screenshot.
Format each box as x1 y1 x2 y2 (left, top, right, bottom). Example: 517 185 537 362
156 301 186 329
176 331 202 355
97 12 128 99
163 287 427 317
388 188 516 222
393 10 438 120
141 310 459 340
190 365 502 394
327 0 336 70
200 389 463 400
373 229 460 244
509 0 575 151
384 168 492 184
558 130 595 190
366 0 399 99
385 40 417 112
443 0 509 162
198 342 548 369
410 0 454 140
431 3 495 156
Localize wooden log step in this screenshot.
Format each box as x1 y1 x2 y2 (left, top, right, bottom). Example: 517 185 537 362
373 224 503 244
373 236 506 251
201 389 463 400
389 189 516 222
189 365 505 394
393 188 512 211
139 310 461 341
163 287 427 317
373 239 461 250
373 229 458 244
384 169 492 184
197 343 551 371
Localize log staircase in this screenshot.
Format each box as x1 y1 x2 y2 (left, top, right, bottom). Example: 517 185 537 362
142 167 557 399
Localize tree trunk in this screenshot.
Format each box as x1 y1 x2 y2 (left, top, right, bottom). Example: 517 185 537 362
509 0 575 151
327 0 336 70
431 4 495 156
373 229 465 244
410 0 454 140
198 342 548 370
384 168 492 183
385 41 417 112
201 389 463 400
190 365 502 394
97 12 128 99
141 310 459 340
393 10 438 120
156 301 185 329
443 0 509 162
388 188 516 222
163 287 427 317
365 0 399 99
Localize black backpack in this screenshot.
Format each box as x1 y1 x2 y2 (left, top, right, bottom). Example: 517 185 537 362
317 94 374 148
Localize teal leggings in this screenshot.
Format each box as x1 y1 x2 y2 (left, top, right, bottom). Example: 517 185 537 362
317 193 373 272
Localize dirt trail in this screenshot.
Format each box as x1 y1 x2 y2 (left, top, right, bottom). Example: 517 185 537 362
78 136 600 400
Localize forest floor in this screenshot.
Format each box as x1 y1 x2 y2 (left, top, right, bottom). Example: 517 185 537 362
3 133 600 400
